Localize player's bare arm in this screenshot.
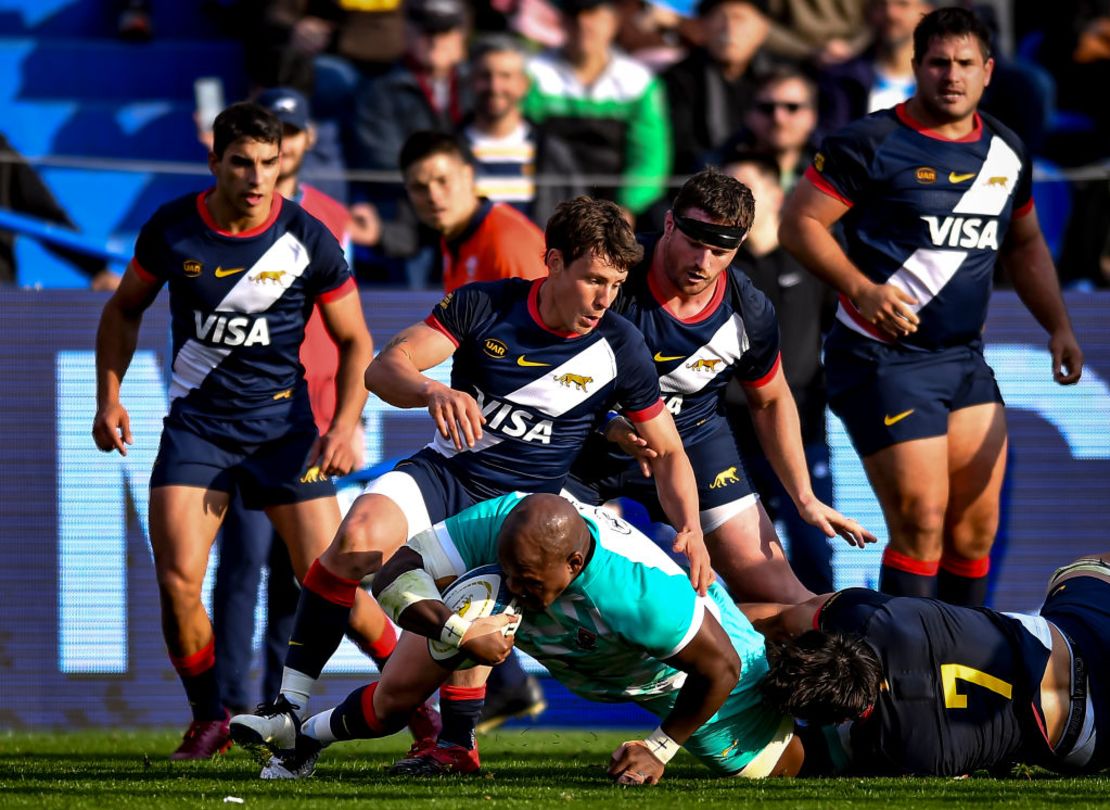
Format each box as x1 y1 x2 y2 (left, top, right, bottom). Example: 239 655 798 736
634 409 712 594
608 612 741 785
373 547 517 666
740 593 833 641
743 366 874 548
1000 207 1083 385
364 321 486 450
92 262 163 455
602 415 658 478
781 178 919 340
313 289 373 475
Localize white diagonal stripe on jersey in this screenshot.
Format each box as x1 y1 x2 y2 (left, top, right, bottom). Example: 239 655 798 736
508 338 619 417
168 232 314 401
885 247 968 313
169 341 231 402
657 314 750 395
952 135 1022 216
426 430 506 458
220 232 312 314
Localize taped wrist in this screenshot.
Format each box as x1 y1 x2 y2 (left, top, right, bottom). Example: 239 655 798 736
439 613 473 649
643 727 680 764
376 568 442 624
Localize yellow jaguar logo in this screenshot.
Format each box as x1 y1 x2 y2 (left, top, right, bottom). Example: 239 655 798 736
252 270 286 284
554 372 593 392
299 466 328 484
710 466 740 489
687 358 723 373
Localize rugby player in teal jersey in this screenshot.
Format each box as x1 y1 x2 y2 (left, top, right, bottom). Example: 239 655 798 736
253 492 801 782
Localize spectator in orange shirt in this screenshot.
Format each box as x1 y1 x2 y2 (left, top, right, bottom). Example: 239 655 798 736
400 130 547 292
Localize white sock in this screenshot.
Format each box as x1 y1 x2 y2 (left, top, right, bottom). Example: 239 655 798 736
280 667 316 719
301 709 337 744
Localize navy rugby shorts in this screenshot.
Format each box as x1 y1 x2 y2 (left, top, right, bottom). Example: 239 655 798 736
150 414 333 508
825 331 1003 457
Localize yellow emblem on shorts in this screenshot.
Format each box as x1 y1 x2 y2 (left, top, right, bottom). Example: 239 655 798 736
883 409 915 426
272 389 292 400
438 292 454 309
182 259 202 277
300 466 328 484
710 466 740 489
554 372 592 392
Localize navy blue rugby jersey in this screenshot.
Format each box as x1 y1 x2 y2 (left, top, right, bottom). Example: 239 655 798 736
817 588 1054 776
132 190 354 422
808 103 1033 350
424 278 663 497
608 235 781 441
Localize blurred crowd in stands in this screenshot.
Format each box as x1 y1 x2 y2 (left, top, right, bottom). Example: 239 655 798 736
114 0 1110 292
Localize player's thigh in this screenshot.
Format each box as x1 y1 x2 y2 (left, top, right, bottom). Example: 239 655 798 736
265 495 343 577
861 436 950 538
149 485 228 588
707 502 812 604
944 402 1007 547
374 631 454 724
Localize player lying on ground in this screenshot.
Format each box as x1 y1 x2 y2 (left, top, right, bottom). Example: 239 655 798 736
245 492 802 782
748 554 1110 776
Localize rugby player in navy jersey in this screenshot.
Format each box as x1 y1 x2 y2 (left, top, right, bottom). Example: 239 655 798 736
752 553 1110 777
231 196 708 775
566 169 875 605
92 102 393 760
780 7 1083 605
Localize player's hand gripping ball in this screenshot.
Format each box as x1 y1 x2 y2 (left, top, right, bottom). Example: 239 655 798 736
428 565 520 669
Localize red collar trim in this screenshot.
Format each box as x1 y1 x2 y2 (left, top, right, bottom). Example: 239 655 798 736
528 278 581 338
196 188 283 238
646 267 726 324
895 101 982 143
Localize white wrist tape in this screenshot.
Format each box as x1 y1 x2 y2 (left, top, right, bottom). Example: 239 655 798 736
643 727 680 764
439 613 473 649
376 568 442 623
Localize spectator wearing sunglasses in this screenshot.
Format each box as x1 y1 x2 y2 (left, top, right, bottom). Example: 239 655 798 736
714 66 819 190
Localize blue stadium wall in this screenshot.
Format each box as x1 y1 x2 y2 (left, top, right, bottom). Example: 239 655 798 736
0 290 1108 730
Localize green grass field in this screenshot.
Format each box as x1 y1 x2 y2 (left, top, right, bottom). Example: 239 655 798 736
3 730 1109 809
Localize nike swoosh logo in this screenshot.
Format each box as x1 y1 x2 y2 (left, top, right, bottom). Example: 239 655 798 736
214 266 246 278
653 352 684 362
288 640 303 646
949 172 976 184
884 409 915 426
516 356 551 367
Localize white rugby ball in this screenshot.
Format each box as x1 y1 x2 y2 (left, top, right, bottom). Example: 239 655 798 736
428 565 519 669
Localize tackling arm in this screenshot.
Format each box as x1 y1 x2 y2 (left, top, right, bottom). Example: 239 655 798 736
91 262 162 455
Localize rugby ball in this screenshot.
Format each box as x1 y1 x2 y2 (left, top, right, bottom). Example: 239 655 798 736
428 565 520 670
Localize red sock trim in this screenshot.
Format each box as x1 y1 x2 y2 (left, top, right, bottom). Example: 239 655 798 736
359 682 387 734
169 639 215 677
366 620 397 660
882 547 940 577
303 558 360 608
940 553 990 578
441 684 487 702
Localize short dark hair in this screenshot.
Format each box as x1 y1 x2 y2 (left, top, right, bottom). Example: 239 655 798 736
913 7 992 62
399 130 474 173
544 196 643 269
697 0 769 17
470 32 528 63
719 147 782 184
761 631 883 725
672 168 756 233
753 64 817 106
212 102 283 159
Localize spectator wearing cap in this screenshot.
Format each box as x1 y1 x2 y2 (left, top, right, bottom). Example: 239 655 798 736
817 0 934 135
522 0 672 218
460 34 587 228
662 0 775 173
348 0 473 284
210 87 369 715
400 130 547 292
